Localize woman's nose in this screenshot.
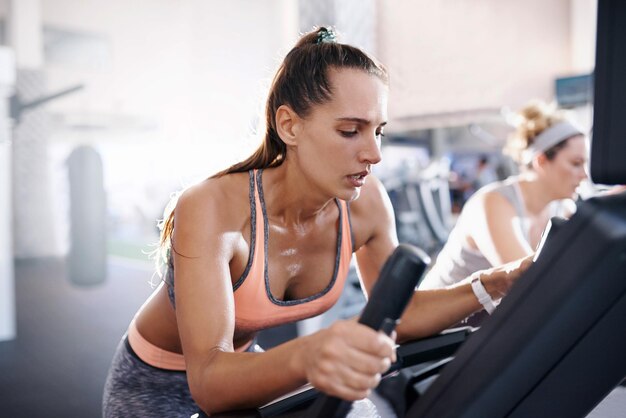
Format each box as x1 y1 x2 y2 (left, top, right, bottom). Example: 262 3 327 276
360 134 382 165
581 166 589 181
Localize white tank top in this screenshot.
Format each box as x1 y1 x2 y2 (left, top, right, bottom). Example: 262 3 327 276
420 177 569 289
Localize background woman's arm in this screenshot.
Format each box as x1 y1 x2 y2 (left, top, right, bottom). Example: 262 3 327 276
353 179 532 343
465 191 534 266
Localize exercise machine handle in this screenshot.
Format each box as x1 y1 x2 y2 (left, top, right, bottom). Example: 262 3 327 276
305 244 430 418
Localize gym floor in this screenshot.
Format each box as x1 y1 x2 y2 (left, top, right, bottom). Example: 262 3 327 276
0 256 623 417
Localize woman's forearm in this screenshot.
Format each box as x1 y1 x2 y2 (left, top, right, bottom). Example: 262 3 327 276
189 336 310 414
396 285 481 343
396 256 533 343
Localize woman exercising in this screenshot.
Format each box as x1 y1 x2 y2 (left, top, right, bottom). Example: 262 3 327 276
420 100 588 322
102 27 531 417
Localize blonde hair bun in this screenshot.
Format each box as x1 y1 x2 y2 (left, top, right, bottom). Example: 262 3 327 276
505 100 565 164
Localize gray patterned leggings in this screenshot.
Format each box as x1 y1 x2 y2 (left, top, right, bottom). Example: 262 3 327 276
102 337 198 418
102 336 380 418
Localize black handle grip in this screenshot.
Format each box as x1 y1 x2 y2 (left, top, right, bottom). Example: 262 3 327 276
305 244 430 418
358 244 430 332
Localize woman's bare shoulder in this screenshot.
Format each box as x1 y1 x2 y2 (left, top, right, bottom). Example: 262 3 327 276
176 171 252 230
462 185 518 228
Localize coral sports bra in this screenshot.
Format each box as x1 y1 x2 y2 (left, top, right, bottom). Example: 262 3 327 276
232 169 354 331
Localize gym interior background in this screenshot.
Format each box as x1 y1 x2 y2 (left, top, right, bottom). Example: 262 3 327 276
0 0 623 417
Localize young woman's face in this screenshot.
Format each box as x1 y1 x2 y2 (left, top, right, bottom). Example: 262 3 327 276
294 68 388 201
541 135 589 199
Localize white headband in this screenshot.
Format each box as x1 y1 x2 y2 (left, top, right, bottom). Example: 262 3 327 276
521 121 583 165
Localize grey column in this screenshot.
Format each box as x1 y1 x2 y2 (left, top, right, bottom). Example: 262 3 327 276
7 0 61 258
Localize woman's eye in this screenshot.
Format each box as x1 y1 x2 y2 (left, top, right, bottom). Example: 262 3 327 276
376 131 385 139
340 130 358 138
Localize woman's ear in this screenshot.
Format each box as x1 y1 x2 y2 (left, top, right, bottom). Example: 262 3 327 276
275 105 301 146
532 152 549 172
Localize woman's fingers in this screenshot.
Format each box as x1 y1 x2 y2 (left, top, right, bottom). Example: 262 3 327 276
480 254 536 299
306 320 396 400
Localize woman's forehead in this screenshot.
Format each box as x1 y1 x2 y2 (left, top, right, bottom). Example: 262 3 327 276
560 135 588 158
317 68 388 121
327 67 387 94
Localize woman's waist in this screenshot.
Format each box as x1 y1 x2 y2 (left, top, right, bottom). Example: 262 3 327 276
128 320 256 371
127 319 187 371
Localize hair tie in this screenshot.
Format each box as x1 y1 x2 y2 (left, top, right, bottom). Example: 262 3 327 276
316 28 337 44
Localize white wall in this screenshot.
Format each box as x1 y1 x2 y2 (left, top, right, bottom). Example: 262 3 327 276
42 0 297 177
377 0 585 130
570 0 597 73
39 0 596 153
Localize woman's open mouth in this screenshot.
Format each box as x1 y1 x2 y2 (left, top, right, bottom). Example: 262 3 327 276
347 171 368 187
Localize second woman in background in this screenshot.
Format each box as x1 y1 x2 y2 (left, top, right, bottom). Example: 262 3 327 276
420 100 588 321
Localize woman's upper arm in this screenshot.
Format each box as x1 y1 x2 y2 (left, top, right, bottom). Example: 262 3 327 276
466 191 533 266
171 185 237 369
353 177 399 297
169 184 311 413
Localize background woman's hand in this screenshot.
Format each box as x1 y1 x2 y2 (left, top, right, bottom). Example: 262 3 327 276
302 319 396 401
477 254 535 300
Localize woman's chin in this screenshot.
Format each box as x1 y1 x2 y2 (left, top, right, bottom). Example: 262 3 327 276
340 188 361 202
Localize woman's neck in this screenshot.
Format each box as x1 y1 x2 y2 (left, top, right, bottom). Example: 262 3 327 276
516 172 558 216
260 164 334 227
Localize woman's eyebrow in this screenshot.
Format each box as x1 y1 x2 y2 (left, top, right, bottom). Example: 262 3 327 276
335 117 387 127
